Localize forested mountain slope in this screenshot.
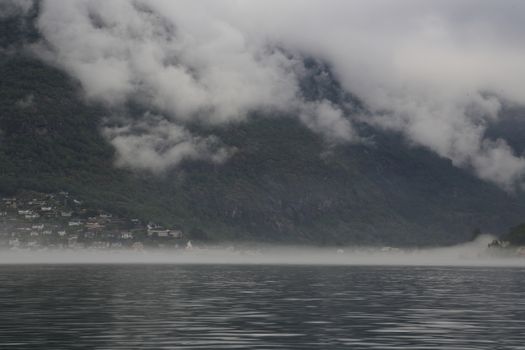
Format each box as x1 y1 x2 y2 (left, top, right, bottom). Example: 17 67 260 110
1 8 525 246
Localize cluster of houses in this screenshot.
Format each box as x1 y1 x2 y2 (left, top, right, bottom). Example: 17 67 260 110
0 191 186 250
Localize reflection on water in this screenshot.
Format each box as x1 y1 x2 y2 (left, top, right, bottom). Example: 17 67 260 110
0 265 524 349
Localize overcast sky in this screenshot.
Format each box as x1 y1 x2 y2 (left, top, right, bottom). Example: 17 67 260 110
8 0 525 189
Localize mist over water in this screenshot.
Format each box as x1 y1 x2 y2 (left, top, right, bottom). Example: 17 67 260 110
1 235 523 266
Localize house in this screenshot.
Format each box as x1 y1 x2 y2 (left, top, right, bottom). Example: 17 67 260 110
3 198 17 208
91 241 110 249
42 211 58 218
147 229 181 238
68 220 82 226
169 230 183 239
147 226 183 239
85 221 105 230
157 230 170 238
120 232 133 240
61 211 72 217
67 235 78 246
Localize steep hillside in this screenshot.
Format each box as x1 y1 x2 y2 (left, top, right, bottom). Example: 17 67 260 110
1 51 525 245
2 6 525 246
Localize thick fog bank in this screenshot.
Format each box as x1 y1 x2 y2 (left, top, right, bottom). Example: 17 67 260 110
0 235 523 267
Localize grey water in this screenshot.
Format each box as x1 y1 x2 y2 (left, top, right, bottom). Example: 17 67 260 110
1 265 524 349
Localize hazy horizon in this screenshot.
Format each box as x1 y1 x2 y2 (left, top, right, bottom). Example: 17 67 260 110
1 235 523 267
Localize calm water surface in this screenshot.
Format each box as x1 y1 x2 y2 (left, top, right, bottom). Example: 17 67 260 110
0 265 524 349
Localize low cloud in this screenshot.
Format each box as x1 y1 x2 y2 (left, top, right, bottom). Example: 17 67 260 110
103 115 233 173
364 92 524 189
30 0 525 188
34 0 302 124
300 100 360 144
34 0 359 172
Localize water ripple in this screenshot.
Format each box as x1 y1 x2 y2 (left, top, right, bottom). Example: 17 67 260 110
0 265 524 349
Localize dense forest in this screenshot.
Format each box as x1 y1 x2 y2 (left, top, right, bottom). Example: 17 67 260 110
1 7 525 246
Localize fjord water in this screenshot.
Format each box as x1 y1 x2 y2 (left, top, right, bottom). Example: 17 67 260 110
1 265 524 349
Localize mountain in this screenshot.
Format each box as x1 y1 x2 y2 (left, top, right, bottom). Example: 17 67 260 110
1 9 525 246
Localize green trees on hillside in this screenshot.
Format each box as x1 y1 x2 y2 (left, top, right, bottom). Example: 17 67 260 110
503 224 525 246
2 52 525 245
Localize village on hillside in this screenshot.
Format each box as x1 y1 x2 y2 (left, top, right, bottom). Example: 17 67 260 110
0 191 188 250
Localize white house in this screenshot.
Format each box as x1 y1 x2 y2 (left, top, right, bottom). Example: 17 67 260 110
121 232 133 239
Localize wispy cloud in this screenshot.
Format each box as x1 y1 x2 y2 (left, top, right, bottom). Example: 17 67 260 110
103 114 234 173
